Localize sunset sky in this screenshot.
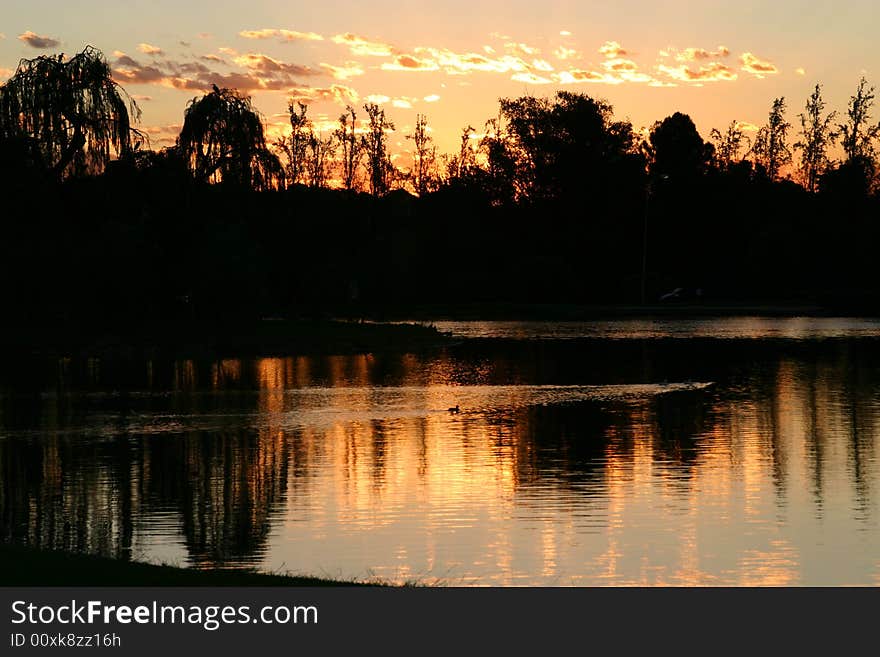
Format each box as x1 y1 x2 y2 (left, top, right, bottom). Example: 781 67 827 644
2 1 877 158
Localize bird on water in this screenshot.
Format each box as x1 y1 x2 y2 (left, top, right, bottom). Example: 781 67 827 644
448 404 460 414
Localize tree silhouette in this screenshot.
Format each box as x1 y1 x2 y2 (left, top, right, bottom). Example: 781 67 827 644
751 97 791 180
305 132 336 188
275 101 310 186
362 102 394 196
649 112 712 180
838 77 880 163
0 46 143 179
710 121 750 170
177 86 283 190
407 114 437 196
794 84 837 192
334 105 362 191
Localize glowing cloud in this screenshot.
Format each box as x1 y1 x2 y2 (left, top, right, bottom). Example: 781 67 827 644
740 52 778 77
321 62 365 80
332 33 395 57
17 31 60 49
423 94 441 102
599 41 627 58
676 46 730 62
553 46 580 60
239 28 324 42
658 61 737 82
289 84 360 106
381 54 440 72
138 43 164 56
511 72 553 84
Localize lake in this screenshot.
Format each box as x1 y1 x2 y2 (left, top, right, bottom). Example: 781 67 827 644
2 317 879 585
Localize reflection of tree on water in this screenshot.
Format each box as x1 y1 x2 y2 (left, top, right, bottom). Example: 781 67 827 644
140 429 289 568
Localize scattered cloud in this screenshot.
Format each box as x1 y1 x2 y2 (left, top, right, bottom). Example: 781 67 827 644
197 33 213 40
365 94 390 104
233 52 319 78
18 31 60 49
112 51 321 93
423 94 441 102
504 42 540 57
320 62 365 80
795 67 806 76
381 54 440 72
392 98 413 109
288 84 360 106
599 41 627 58
131 94 153 101
531 59 555 72
553 46 581 60
559 30 572 36
332 33 395 57
218 47 238 56
658 61 737 82
675 46 729 62
201 54 225 63
555 69 624 85
142 123 182 146
740 52 778 77
511 72 553 84
239 28 324 42
138 43 164 56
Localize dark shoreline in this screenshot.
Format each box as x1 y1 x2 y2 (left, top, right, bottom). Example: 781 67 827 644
0 544 371 587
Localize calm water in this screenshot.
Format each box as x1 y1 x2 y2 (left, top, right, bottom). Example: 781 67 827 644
2 318 880 585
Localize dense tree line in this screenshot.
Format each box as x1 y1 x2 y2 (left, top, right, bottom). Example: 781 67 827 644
2 47 880 322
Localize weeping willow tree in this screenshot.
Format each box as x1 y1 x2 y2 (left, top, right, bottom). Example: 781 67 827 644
0 45 143 179
177 86 284 190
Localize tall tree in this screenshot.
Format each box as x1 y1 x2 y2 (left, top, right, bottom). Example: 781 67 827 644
649 112 712 180
838 77 880 163
751 97 792 180
275 101 310 186
0 46 143 179
177 86 283 190
334 105 362 191
710 121 750 170
793 84 837 192
305 133 336 188
362 102 395 196
407 114 437 195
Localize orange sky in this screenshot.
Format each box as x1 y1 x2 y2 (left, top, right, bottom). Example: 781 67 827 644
2 1 878 163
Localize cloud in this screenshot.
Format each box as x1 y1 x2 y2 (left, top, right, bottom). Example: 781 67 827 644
289 84 360 106
411 47 530 75
795 67 806 76
599 41 627 58
559 30 572 36
555 69 623 85
131 94 153 101
531 59 555 72
239 28 324 42
138 43 164 56
504 42 540 57
201 54 225 63
602 58 639 73
553 46 580 60
320 62 365 79
142 123 183 146
18 31 60 49
511 72 553 84
675 46 729 62
233 52 319 78
218 47 238 56
392 98 413 109
198 33 213 40
365 94 390 104
423 94 441 102
381 54 440 72
658 61 737 82
112 52 321 93
740 52 778 77
332 33 396 57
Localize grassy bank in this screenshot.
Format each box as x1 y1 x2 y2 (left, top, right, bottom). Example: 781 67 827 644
0 544 366 586
0 318 450 358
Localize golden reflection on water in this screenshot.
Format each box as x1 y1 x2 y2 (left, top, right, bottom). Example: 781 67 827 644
1 344 879 585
